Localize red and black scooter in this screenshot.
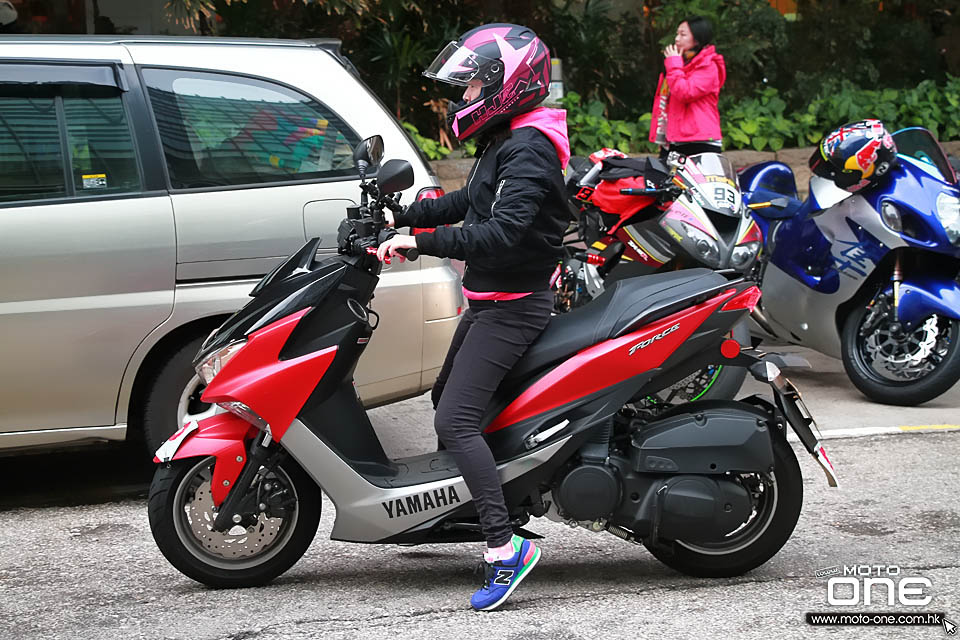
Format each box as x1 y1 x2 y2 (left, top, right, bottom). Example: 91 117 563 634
149 136 837 589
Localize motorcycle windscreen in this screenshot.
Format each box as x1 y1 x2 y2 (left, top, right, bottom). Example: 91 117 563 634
679 153 742 217
892 127 957 185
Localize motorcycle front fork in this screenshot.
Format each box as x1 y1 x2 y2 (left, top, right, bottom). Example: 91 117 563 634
211 431 282 532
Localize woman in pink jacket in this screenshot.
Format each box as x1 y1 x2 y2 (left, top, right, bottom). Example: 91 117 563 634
649 16 726 159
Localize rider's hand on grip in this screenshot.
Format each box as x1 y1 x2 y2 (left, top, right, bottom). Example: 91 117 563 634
376 229 418 263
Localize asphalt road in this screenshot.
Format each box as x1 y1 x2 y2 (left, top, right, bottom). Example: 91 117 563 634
1 348 958 639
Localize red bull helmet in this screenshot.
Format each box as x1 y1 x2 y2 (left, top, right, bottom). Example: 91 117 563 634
424 23 551 141
809 119 898 193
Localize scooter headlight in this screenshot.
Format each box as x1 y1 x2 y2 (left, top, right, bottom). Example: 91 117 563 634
196 340 246 385
935 192 960 245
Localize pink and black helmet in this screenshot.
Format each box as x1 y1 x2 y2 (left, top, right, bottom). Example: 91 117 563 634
424 23 551 141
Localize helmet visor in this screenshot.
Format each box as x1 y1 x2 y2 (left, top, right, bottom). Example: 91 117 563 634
423 41 502 87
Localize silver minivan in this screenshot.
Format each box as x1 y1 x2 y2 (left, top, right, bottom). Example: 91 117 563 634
0 36 462 454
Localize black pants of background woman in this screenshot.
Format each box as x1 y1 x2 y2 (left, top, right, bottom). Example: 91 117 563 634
659 142 722 160
429 290 554 547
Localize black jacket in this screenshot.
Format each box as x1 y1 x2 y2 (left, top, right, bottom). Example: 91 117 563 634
395 126 570 292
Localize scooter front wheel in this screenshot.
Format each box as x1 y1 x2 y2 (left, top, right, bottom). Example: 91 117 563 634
148 455 321 588
841 300 960 406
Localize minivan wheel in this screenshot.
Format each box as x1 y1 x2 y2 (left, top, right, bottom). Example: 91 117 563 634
142 336 212 456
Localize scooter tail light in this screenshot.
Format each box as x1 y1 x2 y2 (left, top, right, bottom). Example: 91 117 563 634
721 286 762 312
412 187 445 235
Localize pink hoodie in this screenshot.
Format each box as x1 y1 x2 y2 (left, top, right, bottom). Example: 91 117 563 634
648 45 726 145
511 107 571 170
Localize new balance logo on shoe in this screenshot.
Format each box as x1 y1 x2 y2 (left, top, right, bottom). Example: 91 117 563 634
381 486 462 518
493 570 514 586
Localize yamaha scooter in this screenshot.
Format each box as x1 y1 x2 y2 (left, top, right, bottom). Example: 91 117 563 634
149 135 837 589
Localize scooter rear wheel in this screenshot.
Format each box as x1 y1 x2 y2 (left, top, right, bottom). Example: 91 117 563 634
644 436 803 577
148 455 321 588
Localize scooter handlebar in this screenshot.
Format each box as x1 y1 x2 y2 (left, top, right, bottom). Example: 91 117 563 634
376 228 419 261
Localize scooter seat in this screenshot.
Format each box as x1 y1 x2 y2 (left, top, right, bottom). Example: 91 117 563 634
506 269 730 382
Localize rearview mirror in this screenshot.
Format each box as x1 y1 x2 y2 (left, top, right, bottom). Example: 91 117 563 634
353 136 384 170
377 159 414 194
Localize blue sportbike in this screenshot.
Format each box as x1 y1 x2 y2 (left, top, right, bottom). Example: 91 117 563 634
739 127 960 405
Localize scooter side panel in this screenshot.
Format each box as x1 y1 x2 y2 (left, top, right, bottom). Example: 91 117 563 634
202 308 339 440
280 418 573 542
484 289 736 433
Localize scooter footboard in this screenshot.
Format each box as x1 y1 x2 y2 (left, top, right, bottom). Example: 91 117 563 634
153 413 258 505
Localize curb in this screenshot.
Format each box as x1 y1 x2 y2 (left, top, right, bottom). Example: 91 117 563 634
787 424 960 443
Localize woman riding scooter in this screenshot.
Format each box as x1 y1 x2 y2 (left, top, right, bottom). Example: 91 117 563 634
377 23 571 610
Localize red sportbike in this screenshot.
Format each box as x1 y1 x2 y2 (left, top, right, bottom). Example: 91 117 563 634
555 150 763 403
148 136 837 589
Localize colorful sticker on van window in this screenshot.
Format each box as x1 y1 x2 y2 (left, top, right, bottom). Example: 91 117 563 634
82 173 108 189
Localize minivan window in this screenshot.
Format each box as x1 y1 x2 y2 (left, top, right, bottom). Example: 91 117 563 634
0 83 141 203
0 90 66 202
62 86 142 195
142 68 361 189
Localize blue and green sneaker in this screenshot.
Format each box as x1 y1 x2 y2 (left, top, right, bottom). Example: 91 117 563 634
470 535 541 611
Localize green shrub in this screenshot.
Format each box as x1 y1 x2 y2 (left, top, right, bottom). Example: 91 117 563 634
405 76 960 160
402 122 450 161
560 92 657 156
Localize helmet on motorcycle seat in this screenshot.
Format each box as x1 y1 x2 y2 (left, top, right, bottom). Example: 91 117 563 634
424 23 551 141
809 119 898 193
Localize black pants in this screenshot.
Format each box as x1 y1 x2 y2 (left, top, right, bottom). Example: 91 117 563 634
659 142 722 160
431 290 554 547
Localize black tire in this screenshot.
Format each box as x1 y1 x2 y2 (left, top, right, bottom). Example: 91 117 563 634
142 336 208 456
644 436 803 578
148 455 321 588
841 301 960 406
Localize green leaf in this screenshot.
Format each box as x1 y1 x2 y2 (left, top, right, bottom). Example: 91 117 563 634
740 120 760 135
587 100 605 118
728 127 751 145
752 136 768 151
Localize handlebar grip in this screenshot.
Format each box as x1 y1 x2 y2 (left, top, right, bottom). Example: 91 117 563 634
397 247 419 261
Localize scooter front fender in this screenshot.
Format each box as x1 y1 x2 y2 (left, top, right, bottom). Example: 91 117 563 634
153 413 258 506
887 275 960 328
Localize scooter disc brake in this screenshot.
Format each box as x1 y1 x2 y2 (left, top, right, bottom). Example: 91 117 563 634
185 480 285 560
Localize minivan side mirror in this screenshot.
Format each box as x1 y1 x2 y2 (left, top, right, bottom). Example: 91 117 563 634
353 135 384 175
377 159 414 194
